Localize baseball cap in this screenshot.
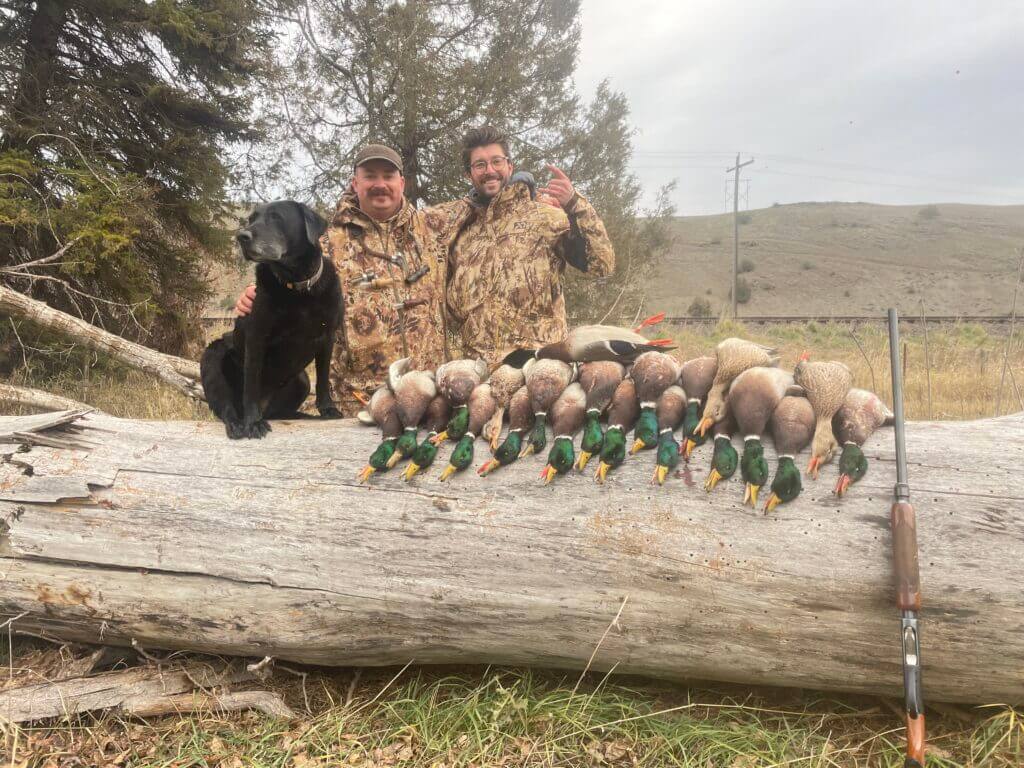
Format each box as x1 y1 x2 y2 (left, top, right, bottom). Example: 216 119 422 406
354 143 403 173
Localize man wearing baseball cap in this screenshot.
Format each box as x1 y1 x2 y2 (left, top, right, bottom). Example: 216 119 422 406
236 143 449 414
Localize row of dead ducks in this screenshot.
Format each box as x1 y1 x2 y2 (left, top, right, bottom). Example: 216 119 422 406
357 335 893 513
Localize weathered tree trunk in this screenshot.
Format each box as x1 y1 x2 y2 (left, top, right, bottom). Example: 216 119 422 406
0 383 99 414
0 284 203 399
1 410 1022 704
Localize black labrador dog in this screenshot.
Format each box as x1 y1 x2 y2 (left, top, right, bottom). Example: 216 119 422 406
200 200 343 439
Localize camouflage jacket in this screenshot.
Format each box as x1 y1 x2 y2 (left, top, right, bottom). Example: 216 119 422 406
433 182 615 368
324 193 448 414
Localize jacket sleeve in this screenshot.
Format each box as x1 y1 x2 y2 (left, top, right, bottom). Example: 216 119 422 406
556 193 615 278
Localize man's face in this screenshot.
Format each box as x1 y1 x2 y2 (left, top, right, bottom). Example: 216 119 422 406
352 160 405 220
466 143 513 199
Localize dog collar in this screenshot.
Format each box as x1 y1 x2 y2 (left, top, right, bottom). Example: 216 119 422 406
285 256 324 292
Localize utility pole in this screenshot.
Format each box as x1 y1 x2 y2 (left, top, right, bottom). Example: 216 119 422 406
728 153 754 317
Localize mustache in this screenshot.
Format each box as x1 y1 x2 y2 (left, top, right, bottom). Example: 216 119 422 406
481 174 501 183
368 187 393 196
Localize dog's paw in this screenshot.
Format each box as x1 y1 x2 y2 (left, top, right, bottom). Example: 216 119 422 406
225 418 247 440
243 419 271 439
318 405 343 419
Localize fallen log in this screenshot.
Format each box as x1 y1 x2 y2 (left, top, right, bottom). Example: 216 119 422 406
0 383 100 414
0 284 203 400
0 410 1022 704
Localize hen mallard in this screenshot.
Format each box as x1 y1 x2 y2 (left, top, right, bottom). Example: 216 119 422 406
576 360 626 471
763 394 816 513
385 358 437 469
698 338 778 437
832 388 894 496
432 358 489 444
680 355 718 460
357 386 401 483
595 377 640 483
793 354 853 478
729 366 795 507
481 363 527 451
630 351 682 454
478 385 531 476
439 383 496 481
520 358 576 458
401 394 451 481
653 384 687 485
703 404 738 492
541 383 587 484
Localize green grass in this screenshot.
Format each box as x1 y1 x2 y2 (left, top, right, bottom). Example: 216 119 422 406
4 663 1021 767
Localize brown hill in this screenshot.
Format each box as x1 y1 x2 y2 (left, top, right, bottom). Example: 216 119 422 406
648 202 1024 317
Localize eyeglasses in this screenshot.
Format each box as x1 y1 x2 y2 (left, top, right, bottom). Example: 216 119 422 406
470 156 509 173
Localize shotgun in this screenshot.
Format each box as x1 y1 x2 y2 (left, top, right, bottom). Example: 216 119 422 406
887 307 925 767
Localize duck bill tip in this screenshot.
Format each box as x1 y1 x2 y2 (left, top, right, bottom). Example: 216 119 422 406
477 459 498 476
807 457 820 478
744 483 759 507
764 493 781 514
540 465 557 484
834 474 851 496
696 417 713 437
576 451 592 471
438 465 456 482
653 465 669 486
595 462 610 483
629 439 645 455
704 468 722 492
385 453 402 469
401 463 420 481
683 439 696 459
357 466 375 483
431 431 448 445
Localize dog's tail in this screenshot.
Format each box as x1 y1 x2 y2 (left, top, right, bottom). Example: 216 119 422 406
200 334 240 421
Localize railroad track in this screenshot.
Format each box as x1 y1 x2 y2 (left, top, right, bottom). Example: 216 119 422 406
662 314 1016 325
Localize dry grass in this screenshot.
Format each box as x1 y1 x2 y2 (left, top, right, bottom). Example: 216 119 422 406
1 644 1021 768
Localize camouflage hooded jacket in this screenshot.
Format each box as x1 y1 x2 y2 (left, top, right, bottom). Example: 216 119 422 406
433 182 615 368
323 193 448 413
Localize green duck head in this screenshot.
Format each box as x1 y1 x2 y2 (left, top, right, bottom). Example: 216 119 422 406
740 437 769 507
578 409 604 470
834 442 869 496
682 401 708 459
596 425 626 483
359 438 396 482
440 433 476 481
389 427 418 468
654 429 680 485
520 412 548 458
479 429 523 476
542 436 576 484
765 455 803 513
441 404 470 442
402 432 438 480
631 406 658 454
703 434 737 492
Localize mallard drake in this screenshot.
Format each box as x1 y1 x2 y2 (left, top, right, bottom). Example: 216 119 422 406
439 383 496 481
432 358 489 444
401 394 451 481
728 366 795 507
357 386 401 483
385 358 437 469
698 338 778 437
679 355 718 459
763 394 816 513
703 404 738 492
478 385 531 476
793 354 853 478
481 363 527 451
501 319 675 368
576 360 627 471
653 384 687 485
595 377 640 483
520 358 576 458
541 383 587 484
630 351 682 454
832 388 894 496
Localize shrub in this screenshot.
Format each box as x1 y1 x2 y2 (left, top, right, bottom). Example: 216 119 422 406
801 260 815 270
739 258 755 274
918 204 940 219
729 277 752 304
737 212 752 225
687 297 713 318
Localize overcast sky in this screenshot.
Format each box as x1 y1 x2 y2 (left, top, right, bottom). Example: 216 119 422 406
573 0 1024 215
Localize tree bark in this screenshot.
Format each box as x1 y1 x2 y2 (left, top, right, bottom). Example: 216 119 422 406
0 383 100 414
1 409 1022 704
0 284 204 399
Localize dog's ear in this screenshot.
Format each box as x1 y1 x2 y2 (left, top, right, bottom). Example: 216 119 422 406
299 203 328 246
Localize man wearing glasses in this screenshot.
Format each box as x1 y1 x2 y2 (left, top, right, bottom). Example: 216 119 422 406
430 125 615 366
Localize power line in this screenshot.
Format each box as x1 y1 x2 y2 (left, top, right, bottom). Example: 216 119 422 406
727 153 754 318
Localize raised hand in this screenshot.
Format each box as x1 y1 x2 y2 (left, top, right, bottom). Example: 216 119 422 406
538 164 576 208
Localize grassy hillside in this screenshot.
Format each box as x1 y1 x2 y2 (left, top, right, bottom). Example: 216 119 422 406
649 202 1024 318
